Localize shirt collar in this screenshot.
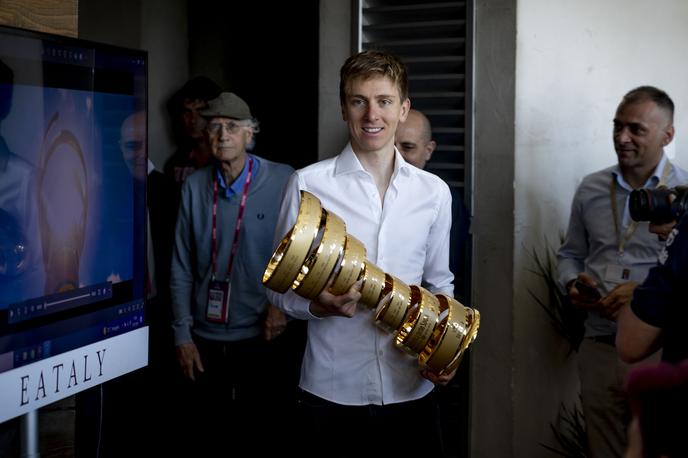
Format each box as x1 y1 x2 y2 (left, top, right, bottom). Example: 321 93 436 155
334 143 412 179
334 143 364 175
612 151 668 191
393 147 413 177
216 154 256 197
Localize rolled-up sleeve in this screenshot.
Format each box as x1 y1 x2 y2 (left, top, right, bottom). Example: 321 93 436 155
265 172 319 320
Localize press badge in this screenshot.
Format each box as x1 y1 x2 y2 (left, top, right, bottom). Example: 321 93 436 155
604 264 632 284
207 279 230 323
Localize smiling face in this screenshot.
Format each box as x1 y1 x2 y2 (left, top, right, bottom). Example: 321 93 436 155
341 75 410 157
613 99 674 177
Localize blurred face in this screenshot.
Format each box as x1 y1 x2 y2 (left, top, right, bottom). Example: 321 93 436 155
613 99 674 173
206 117 252 164
395 111 435 169
182 98 208 140
342 75 410 156
119 112 146 182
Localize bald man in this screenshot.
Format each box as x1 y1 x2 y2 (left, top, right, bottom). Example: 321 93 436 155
395 108 470 300
395 108 436 169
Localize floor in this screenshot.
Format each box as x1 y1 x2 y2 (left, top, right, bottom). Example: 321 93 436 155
2 396 75 458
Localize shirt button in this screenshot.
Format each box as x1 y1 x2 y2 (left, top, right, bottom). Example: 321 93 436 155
378 350 383 356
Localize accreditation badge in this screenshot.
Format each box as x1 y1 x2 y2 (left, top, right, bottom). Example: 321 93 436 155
207 279 230 323
604 264 632 284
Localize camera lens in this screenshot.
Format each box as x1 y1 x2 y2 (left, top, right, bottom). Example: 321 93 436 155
629 187 676 224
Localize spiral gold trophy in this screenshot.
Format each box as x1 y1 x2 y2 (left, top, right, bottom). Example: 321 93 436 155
263 191 480 374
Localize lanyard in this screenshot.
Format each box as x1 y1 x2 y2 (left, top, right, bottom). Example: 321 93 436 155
211 156 253 279
610 160 670 254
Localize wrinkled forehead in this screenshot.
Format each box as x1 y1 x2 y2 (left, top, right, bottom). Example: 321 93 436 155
616 99 672 126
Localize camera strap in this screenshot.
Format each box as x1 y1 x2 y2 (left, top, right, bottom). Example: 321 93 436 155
610 160 671 254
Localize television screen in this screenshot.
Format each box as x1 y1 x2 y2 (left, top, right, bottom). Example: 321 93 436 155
0 25 147 422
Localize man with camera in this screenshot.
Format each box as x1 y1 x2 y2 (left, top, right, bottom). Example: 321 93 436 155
557 86 688 458
616 207 688 365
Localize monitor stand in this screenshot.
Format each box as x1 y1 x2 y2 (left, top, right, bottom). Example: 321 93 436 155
20 410 39 457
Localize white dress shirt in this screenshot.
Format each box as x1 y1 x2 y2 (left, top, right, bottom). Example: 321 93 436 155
267 143 453 406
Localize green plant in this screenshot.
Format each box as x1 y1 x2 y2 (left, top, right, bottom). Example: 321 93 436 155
540 398 587 457
527 236 588 456
526 235 585 354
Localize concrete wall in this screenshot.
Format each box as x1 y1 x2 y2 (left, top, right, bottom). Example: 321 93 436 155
318 0 353 160
471 1 516 456
512 1 688 457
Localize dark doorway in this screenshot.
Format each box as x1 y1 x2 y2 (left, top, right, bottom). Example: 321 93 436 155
187 0 320 171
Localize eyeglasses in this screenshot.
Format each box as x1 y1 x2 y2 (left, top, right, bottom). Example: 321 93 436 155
207 121 246 135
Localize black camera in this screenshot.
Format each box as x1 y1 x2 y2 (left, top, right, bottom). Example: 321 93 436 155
629 185 688 224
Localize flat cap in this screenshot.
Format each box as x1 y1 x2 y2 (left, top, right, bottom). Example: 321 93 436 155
199 92 252 119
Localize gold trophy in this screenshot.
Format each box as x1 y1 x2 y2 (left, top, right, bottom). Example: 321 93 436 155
263 191 479 374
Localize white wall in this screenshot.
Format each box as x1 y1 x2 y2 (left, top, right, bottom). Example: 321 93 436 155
512 1 688 456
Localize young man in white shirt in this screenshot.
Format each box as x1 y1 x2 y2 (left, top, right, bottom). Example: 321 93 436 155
267 50 455 456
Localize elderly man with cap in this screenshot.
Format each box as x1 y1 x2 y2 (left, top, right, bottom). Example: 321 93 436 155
170 92 294 455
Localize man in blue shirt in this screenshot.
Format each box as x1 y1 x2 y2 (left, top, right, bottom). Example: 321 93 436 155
557 86 688 458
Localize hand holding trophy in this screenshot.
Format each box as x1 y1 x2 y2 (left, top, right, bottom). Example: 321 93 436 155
263 190 480 375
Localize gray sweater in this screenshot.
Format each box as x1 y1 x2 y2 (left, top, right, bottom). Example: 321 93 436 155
170 155 294 344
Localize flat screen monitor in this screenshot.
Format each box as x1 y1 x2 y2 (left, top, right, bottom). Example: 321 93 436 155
0 25 148 422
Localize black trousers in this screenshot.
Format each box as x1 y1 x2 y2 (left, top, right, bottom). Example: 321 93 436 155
189 331 305 456
75 323 306 457
298 389 445 457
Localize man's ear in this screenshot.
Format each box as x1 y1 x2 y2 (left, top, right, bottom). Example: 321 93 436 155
399 98 411 122
662 124 675 147
425 140 437 162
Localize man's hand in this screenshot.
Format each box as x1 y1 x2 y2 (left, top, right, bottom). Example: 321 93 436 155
263 303 287 341
567 273 601 311
599 281 639 320
309 279 363 318
649 221 677 241
176 342 204 381
421 367 457 386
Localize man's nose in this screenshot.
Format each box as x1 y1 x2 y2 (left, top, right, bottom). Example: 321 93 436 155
364 104 380 121
615 127 631 143
219 127 231 140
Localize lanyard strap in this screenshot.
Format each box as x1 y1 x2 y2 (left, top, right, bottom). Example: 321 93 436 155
211 156 254 279
610 160 671 253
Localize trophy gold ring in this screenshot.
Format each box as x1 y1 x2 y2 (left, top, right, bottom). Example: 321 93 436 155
262 190 480 375
262 191 321 293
